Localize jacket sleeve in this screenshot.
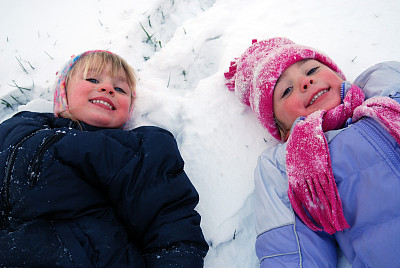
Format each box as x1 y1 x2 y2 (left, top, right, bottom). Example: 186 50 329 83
54 127 208 267
254 143 338 267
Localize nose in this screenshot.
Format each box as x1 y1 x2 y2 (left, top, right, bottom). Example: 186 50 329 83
99 84 115 96
301 78 314 92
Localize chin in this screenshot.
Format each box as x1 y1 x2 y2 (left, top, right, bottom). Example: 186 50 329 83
86 118 115 128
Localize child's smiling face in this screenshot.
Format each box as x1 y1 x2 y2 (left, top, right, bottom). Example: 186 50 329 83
66 63 132 128
273 59 344 139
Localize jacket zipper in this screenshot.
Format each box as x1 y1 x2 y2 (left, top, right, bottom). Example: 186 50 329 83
1 129 43 228
1 130 65 228
357 118 400 176
27 131 66 187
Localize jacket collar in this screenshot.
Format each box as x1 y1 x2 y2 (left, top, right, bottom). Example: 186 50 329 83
53 116 108 132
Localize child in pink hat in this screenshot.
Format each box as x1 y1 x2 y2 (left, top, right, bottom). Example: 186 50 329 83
0 50 208 267
226 37 400 267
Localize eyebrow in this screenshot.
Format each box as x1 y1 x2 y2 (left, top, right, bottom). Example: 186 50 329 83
277 59 309 82
297 59 308 68
114 74 129 83
276 70 289 85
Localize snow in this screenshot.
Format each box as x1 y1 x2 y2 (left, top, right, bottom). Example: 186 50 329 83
1 0 400 266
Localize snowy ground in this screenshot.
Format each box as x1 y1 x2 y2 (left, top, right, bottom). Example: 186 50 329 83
1 0 400 267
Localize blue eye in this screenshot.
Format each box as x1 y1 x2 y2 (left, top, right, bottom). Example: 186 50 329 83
307 67 319 75
86 78 99 83
282 86 293 98
114 87 127 94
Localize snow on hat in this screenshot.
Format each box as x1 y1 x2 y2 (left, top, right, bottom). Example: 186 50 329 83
53 50 110 118
224 37 346 140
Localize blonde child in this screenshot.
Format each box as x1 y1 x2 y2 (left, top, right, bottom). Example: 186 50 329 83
0 50 208 267
225 37 400 267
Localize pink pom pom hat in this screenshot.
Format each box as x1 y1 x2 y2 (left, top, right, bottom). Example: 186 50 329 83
224 37 346 140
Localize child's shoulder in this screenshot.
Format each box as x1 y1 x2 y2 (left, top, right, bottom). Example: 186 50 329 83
102 125 179 154
127 126 178 150
355 61 400 99
10 111 53 121
111 126 176 144
355 61 400 84
129 125 174 138
1 111 54 132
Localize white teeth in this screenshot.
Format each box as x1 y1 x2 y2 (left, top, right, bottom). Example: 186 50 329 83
309 89 328 106
90 99 113 110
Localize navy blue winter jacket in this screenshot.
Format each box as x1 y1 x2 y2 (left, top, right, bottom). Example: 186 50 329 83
0 111 208 267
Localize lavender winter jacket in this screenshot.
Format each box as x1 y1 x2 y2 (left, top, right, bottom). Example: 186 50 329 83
254 61 400 267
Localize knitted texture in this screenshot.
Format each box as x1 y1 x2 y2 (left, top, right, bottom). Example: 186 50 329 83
353 96 400 145
224 37 345 140
286 110 346 234
286 84 400 234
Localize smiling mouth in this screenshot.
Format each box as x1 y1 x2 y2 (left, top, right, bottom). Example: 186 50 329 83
90 99 115 110
308 89 329 106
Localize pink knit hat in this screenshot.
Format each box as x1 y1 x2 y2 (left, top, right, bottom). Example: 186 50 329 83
224 37 346 140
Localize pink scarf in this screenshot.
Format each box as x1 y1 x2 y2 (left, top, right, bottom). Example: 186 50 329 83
286 84 400 234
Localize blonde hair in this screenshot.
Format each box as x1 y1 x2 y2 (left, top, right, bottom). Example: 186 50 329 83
274 117 290 141
65 51 136 97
